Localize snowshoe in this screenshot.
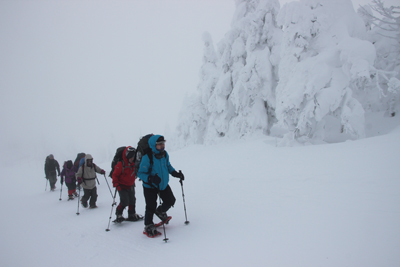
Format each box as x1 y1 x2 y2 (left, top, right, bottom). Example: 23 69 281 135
68 195 74 201
89 205 98 209
155 216 172 227
143 224 161 238
113 215 125 223
81 201 88 208
155 207 169 222
125 214 144 222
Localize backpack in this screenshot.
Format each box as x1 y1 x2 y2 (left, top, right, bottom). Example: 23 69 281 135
135 134 154 174
74 153 85 168
109 146 127 178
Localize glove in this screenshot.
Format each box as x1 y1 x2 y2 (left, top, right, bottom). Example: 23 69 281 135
77 177 82 185
171 170 184 180
148 174 161 185
100 169 105 175
114 183 121 191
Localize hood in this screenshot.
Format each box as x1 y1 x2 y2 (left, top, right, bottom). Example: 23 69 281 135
149 134 163 154
85 154 93 166
64 160 73 170
122 146 133 165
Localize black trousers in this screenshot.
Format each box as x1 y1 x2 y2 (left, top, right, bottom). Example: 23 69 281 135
143 185 176 225
116 186 136 215
66 181 76 191
81 187 98 207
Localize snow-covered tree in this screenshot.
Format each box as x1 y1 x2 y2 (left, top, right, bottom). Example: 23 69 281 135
176 0 400 146
358 0 400 116
177 0 281 144
274 0 377 144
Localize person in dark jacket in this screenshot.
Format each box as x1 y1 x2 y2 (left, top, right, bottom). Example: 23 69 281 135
137 135 185 238
60 160 78 200
112 146 143 222
44 154 60 191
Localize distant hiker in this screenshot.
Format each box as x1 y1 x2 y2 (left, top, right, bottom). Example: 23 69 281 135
137 135 185 237
60 160 78 200
112 146 143 222
44 154 60 191
76 154 105 209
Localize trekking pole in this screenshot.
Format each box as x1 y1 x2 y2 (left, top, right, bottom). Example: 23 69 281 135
76 184 81 215
103 174 114 199
106 188 118 232
157 186 169 243
59 183 63 201
180 179 190 225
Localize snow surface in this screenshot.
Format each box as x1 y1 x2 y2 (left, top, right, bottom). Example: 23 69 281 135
1 114 399 267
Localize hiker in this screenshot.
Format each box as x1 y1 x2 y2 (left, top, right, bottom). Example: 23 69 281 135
76 154 105 208
60 160 78 200
44 154 60 191
112 146 143 222
137 135 185 237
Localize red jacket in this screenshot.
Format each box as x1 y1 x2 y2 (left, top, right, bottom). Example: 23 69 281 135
112 146 136 189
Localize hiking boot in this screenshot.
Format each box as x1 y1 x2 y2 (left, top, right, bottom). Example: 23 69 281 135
81 201 88 208
115 214 125 223
155 207 169 223
73 191 78 197
68 195 74 200
126 213 143 222
143 224 161 238
89 205 98 209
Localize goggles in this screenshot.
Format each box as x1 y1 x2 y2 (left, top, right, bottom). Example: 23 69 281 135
125 147 136 158
156 141 166 145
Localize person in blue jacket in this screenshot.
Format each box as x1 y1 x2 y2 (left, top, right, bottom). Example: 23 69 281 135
138 134 184 238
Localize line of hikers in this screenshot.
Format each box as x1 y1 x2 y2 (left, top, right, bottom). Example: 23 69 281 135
44 134 185 238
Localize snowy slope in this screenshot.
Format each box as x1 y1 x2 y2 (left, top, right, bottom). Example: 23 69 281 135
1 123 400 267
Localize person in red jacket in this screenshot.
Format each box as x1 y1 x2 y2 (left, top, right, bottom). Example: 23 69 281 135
112 146 143 222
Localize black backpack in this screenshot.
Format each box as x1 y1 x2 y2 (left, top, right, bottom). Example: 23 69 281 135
135 134 154 174
109 146 126 178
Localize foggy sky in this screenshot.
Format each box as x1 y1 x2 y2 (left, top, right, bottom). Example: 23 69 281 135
0 0 393 163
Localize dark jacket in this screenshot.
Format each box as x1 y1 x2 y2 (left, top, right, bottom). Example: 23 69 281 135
60 160 76 184
44 157 60 177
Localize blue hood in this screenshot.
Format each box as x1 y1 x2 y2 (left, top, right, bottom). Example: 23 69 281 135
149 134 163 154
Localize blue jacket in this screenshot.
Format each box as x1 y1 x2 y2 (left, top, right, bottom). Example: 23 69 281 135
138 135 175 190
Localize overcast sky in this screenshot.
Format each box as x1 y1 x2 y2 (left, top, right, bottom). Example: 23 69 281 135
0 0 395 162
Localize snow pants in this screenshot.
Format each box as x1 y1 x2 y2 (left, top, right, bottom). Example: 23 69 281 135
116 186 136 216
81 187 98 207
48 173 57 190
66 182 76 196
143 185 175 225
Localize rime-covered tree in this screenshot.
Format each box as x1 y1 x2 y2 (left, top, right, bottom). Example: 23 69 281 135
177 0 281 144
176 0 400 147
358 0 400 117
275 0 377 144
